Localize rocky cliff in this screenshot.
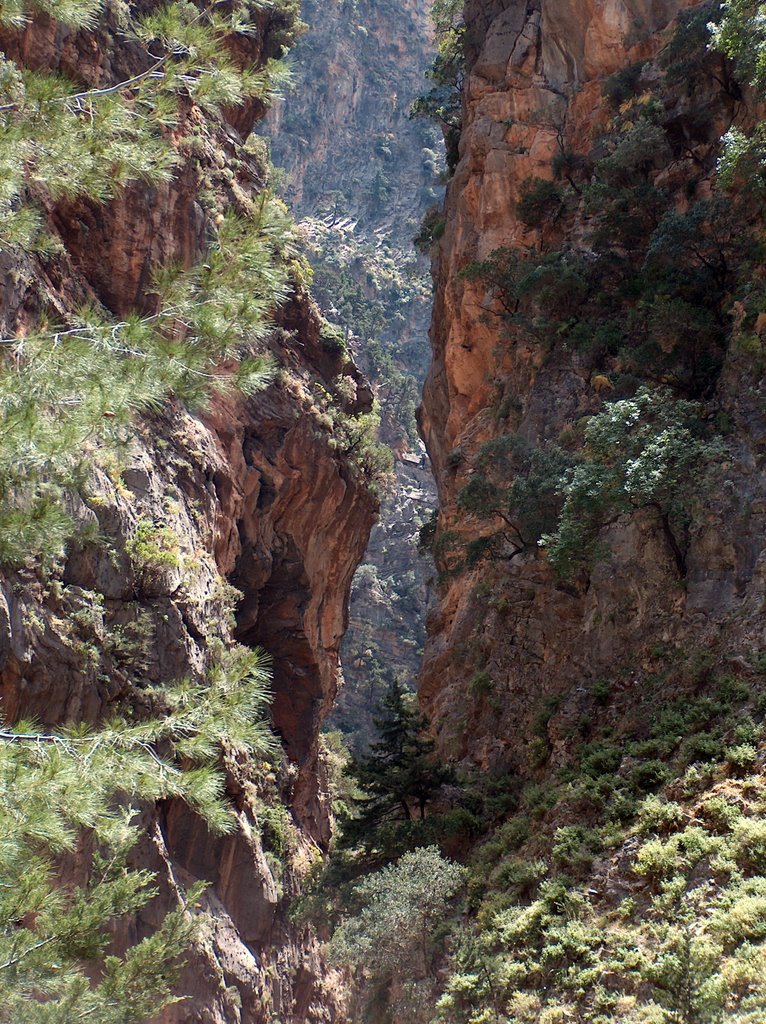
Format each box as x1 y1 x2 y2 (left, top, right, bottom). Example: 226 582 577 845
403 0 766 1019
0 4 378 1021
420 0 761 766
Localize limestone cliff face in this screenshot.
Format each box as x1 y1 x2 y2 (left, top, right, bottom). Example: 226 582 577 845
268 0 435 244
420 0 766 767
0 6 376 1021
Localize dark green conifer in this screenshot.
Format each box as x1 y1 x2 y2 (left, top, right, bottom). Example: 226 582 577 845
339 681 452 851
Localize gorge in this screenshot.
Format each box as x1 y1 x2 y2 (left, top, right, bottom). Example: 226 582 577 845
3 0 766 1023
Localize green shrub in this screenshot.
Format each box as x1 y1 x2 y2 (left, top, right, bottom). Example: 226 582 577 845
492 856 547 894
516 177 563 227
414 205 447 252
602 62 645 106
541 388 720 579
580 741 622 778
126 520 181 583
481 775 521 819
680 763 716 797
475 889 517 929
637 796 686 834
725 743 758 774
418 509 439 553
711 889 766 945
468 670 493 698
493 816 530 854
634 828 721 882
591 679 612 704
699 795 742 832
319 319 347 353
329 846 466 979
428 807 484 843
255 801 296 857
606 791 640 825
522 783 560 818
716 675 751 704
630 759 672 793
533 695 563 739
731 714 760 744
680 731 725 766
552 825 602 874
732 818 766 872
450 433 574 563
528 736 550 768
469 811 528 868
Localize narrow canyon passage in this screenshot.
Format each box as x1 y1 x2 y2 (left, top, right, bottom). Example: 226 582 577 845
269 0 766 1019
3 0 766 1023
263 0 440 751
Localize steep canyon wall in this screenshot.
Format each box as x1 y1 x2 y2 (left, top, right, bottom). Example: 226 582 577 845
420 0 765 768
376 1 766 1019
266 0 438 746
0 5 377 1021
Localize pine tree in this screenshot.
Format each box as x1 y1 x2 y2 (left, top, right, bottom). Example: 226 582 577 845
0 3 293 251
0 196 295 565
0 5 300 1020
0 645 275 1023
0 2 301 565
339 681 452 852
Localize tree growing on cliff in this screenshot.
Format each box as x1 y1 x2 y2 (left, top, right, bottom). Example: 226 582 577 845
410 0 465 170
0 2 293 252
0 1 302 567
710 0 766 183
0 199 291 566
455 434 574 565
541 387 721 579
0 645 275 1023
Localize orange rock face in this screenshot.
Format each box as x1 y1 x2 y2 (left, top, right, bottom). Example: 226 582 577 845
419 0 766 769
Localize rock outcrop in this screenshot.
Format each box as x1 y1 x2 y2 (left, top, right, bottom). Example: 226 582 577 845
265 0 439 742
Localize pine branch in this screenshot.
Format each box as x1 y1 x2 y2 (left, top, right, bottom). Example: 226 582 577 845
0 56 173 114
0 933 58 971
